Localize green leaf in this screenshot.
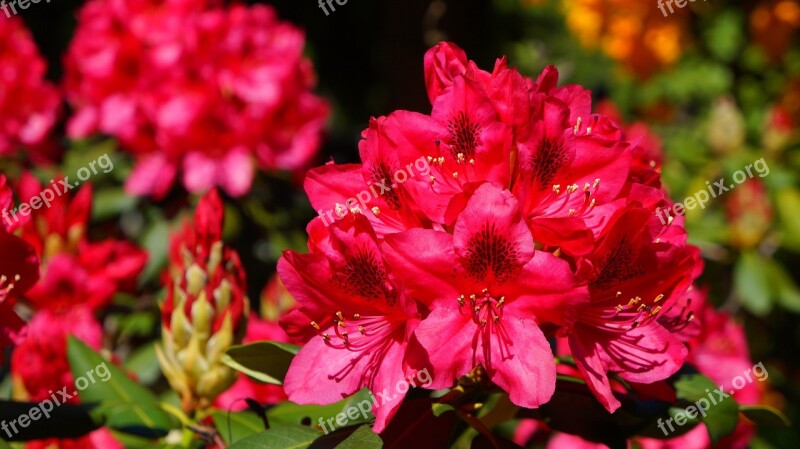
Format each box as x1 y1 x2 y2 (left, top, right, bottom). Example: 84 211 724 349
138 218 170 287
734 251 773 316
67 336 174 437
268 389 375 430
222 341 300 385
227 424 321 449
777 188 800 251
123 342 162 386
334 425 383 449
703 10 745 63
211 410 266 444
432 403 455 417
768 260 800 314
92 187 138 222
740 405 791 427
674 374 740 444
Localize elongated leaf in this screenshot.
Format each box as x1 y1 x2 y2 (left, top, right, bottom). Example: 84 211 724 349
334 425 382 449
228 424 321 449
268 389 374 431
673 374 739 444
734 251 773 316
211 410 266 444
67 336 174 437
222 341 300 385
740 405 791 427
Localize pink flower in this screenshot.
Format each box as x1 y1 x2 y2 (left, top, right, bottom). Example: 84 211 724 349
64 0 328 198
12 174 147 312
0 18 60 163
25 428 123 449
384 183 586 408
0 230 39 365
565 201 695 412
0 175 40 364
640 298 762 449
279 214 420 432
11 307 103 402
283 42 703 432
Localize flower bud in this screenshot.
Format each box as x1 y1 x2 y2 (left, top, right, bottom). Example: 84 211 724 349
157 190 249 413
708 97 746 155
727 180 773 249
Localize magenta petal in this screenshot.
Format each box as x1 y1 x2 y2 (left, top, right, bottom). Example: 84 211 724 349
453 183 534 276
569 331 621 412
125 154 177 198
413 307 476 390
182 152 217 194
283 335 371 405
607 324 688 384
219 148 255 197
382 229 458 306
370 339 409 433
485 316 556 408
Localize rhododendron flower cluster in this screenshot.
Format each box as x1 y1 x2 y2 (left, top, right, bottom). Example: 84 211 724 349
64 0 329 198
0 19 60 163
279 42 699 431
5 174 145 449
157 189 249 412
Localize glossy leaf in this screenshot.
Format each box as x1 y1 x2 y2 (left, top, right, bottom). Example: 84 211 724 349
227 424 321 449
333 425 383 449
222 341 300 385
66 336 174 437
211 410 266 444
740 405 791 427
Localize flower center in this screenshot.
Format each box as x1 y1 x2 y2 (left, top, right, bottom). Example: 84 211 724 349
458 288 505 328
